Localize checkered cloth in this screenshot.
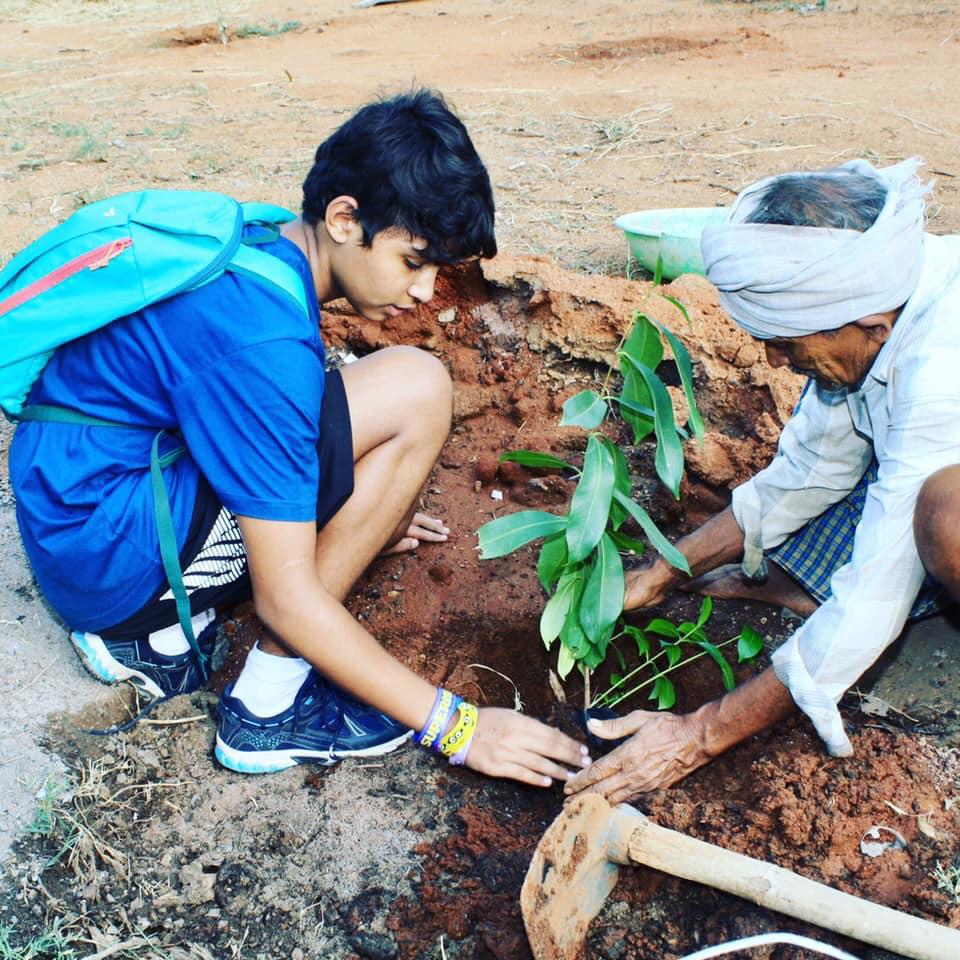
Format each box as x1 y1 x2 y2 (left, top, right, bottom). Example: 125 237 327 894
769 459 947 619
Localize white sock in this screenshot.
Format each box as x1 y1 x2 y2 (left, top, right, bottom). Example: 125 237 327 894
147 609 215 657
231 643 312 717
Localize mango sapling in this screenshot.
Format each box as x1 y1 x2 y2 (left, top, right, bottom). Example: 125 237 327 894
478 299 737 708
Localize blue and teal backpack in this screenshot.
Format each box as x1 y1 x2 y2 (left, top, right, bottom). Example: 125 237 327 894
0 189 310 678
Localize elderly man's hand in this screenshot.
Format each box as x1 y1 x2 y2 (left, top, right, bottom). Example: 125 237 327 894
623 562 676 612
565 671 798 804
563 709 711 803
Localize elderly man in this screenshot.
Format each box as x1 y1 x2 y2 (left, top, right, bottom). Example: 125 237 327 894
567 158 960 803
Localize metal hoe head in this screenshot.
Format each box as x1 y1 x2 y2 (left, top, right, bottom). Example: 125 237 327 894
521 795 642 960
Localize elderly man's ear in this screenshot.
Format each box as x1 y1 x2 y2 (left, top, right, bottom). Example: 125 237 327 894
856 307 901 345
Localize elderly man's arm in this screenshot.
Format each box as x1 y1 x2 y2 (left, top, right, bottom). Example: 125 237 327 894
771 386 960 753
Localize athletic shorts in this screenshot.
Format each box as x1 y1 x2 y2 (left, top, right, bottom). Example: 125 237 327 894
100 369 354 638
768 458 947 621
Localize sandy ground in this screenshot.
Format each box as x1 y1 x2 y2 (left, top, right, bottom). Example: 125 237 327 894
2 0 960 955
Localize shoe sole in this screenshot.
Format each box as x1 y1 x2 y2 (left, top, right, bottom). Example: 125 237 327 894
213 729 413 774
70 630 165 700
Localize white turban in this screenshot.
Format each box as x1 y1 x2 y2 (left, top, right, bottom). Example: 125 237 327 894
700 158 930 340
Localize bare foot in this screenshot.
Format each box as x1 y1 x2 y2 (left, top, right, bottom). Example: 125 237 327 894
380 512 450 556
680 563 818 618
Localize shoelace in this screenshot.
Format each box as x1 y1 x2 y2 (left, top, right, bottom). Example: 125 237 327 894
87 690 175 736
292 675 349 755
87 643 213 736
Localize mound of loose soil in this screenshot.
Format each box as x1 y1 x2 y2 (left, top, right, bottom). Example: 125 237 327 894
4 262 957 960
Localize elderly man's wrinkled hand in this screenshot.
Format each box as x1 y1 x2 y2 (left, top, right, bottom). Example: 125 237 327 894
563 709 710 804
623 563 675 612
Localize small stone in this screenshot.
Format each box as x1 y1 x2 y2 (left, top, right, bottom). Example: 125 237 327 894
349 932 398 960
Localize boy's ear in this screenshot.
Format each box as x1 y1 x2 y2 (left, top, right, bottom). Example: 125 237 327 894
323 195 361 244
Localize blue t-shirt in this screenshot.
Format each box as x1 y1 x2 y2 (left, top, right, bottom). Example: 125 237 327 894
9 232 325 632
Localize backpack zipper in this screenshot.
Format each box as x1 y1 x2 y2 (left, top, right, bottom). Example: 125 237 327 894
0 237 132 318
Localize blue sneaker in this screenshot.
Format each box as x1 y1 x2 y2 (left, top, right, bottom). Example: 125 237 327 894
70 615 226 700
215 671 413 774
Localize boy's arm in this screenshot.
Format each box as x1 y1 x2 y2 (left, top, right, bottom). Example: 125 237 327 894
238 515 588 785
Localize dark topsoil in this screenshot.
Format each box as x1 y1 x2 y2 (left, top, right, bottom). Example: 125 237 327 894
3 262 959 960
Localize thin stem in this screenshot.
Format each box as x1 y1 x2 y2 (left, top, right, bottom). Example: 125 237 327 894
600 622 704 700
583 667 592 710
591 633 740 709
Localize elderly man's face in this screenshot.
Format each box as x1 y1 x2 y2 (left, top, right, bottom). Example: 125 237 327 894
761 310 899 391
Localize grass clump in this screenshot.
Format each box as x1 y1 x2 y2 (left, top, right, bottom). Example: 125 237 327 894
0 918 80 960
932 860 960 904
235 20 302 39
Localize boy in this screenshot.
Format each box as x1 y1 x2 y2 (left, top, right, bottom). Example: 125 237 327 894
10 90 588 786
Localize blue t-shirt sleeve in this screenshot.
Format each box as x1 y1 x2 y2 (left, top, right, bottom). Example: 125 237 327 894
171 338 323 522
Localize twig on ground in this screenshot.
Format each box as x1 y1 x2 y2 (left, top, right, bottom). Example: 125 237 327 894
891 111 953 137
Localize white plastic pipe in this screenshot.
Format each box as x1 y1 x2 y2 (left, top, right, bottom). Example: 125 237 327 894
680 932 861 960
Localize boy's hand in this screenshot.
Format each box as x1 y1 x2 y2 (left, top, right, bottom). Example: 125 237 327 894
464 708 590 787
381 512 449 555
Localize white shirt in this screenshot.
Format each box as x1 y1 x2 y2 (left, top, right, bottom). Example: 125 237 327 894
731 234 960 756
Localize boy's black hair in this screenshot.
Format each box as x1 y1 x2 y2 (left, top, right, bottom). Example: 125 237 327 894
302 90 497 265
744 170 886 232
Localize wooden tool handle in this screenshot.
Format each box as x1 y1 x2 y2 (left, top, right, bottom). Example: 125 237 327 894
629 817 960 960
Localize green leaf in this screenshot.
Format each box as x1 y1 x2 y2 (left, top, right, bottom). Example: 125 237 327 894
500 449 570 470
697 596 714 627
599 436 632 531
581 644 605 670
561 614 591 659
579 533 625 644
540 570 579 649
655 316 705 444
596 624 615 660
478 509 567 560
697 640 735 692
611 640 628 672
612 490 690 574
682 625 708 645
561 390 608 429
537 533 569 592
625 625 650 658
737 626 765 662
662 642 682 668
663 294 692 328
620 355 684 497
645 618 679 639
556 642 576 680
566 435 615 562
652 676 676 710
608 529 646 556
621 313 665 372
652 253 664 288
619 368 656 444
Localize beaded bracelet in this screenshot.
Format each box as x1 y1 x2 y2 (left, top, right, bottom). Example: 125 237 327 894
414 687 461 752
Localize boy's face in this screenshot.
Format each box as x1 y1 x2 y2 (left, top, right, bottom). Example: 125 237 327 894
332 224 440 322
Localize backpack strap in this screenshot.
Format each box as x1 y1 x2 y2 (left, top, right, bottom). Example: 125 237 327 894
228 243 309 317
240 201 298 227
16 406 206 681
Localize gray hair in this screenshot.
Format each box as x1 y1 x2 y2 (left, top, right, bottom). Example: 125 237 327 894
743 170 888 232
